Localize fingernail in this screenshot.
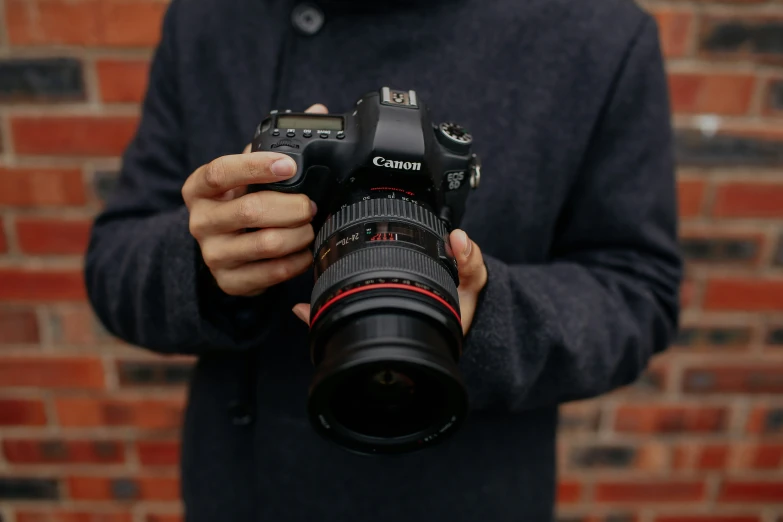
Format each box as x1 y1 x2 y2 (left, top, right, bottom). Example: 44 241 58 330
456 230 471 256
310 200 318 216
271 158 296 177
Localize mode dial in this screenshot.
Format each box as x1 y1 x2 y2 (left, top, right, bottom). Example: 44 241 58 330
437 122 473 153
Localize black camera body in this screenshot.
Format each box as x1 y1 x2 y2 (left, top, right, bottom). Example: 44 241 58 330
250 87 480 232
250 88 480 455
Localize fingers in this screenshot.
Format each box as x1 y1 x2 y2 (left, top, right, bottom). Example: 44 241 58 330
190 191 316 237
451 229 488 292
306 104 329 114
182 152 298 202
212 249 313 297
201 224 314 269
292 303 311 324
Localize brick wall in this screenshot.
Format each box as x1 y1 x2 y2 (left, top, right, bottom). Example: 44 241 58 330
0 0 781 520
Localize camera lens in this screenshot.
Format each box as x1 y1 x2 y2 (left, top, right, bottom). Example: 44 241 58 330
306 197 468 455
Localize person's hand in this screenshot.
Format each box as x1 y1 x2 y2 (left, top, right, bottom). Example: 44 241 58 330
292 229 488 335
183 104 328 296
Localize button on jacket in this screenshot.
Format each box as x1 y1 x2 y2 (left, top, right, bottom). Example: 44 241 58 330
85 0 682 520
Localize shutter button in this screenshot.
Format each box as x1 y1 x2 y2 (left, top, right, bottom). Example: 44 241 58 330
292 3 324 35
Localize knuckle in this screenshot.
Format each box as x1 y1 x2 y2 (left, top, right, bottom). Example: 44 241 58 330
203 158 228 191
188 211 206 239
214 272 241 296
235 197 260 226
297 195 312 221
200 244 223 269
255 230 284 256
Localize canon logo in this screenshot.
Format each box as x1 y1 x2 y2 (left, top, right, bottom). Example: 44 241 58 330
373 156 422 171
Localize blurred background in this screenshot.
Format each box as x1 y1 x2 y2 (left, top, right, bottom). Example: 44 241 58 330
0 0 781 521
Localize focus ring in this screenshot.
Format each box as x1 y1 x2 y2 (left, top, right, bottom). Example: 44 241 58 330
315 199 448 251
312 246 458 311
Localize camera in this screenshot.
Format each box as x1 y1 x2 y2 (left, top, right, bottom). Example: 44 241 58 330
250 87 481 454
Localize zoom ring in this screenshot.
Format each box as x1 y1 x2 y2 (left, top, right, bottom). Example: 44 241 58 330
315 199 448 251
312 246 459 311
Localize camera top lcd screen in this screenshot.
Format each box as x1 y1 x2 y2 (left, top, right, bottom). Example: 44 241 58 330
277 115 344 131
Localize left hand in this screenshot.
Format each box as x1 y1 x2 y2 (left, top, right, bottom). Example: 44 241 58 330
292 229 488 336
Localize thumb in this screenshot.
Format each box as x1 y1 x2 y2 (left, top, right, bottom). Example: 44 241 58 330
305 104 329 114
450 229 487 291
292 303 311 324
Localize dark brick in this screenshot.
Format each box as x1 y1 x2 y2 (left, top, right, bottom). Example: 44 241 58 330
767 409 783 432
674 327 698 346
93 170 119 202
770 80 783 111
117 361 193 387
39 441 68 460
675 128 783 167
558 407 601 433
111 478 139 500
775 235 783 266
768 327 783 346
0 477 59 499
633 368 665 392
571 446 636 468
673 327 750 349
702 19 783 55
681 238 758 263
0 58 84 102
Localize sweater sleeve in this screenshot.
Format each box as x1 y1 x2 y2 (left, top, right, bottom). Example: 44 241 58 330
84 0 282 355
460 16 682 411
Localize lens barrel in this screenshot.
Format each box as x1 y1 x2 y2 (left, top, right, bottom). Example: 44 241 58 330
307 198 468 454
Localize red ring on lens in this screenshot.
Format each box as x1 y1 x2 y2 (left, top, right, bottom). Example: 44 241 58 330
310 283 461 328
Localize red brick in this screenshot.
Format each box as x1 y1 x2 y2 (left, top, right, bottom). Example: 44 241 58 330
704 278 783 311
0 398 47 426
718 481 783 502
655 515 761 522
11 116 139 156
16 511 134 522
3 439 125 464
652 9 693 58
0 308 39 344
0 167 85 207
683 365 783 394
595 481 705 502
680 279 695 309
16 217 92 255
673 444 730 470
137 440 180 466
0 356 104 389
736 444 783 470
668 73 756 115
0 268 86 301
677 179 706 218
67 476 179 500
55 397 185 429
0 217 6 252
50 306 116 345
145 516 182 522
615 405 728 433
713 182 783 218
746 406 783 434
557 480 582 504
97 60 150 103
6 0 167 47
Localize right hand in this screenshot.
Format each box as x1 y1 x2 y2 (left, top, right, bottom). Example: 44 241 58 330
183 104 328 296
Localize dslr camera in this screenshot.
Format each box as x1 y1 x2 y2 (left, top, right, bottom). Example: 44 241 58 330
250 87 481 454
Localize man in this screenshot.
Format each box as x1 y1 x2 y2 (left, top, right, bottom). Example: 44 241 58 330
85 0 682 520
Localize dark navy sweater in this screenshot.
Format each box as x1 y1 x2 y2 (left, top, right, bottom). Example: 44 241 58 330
85 0 682 520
